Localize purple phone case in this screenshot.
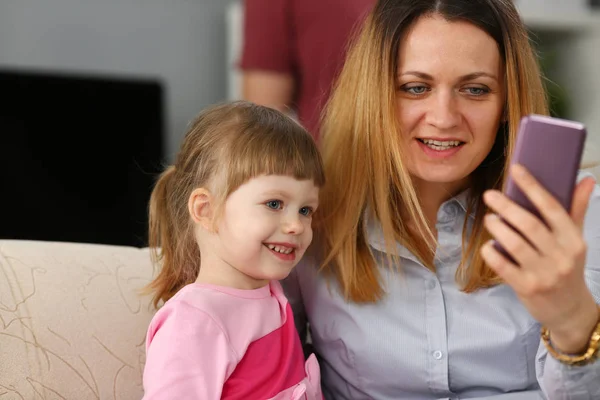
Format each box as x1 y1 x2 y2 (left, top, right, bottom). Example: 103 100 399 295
493 114 587 263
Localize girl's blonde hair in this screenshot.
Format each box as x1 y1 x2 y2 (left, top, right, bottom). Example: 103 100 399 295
318 0 549 302
146 101 325 308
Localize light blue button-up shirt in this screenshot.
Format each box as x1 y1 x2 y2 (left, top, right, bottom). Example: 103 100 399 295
284 174 600 399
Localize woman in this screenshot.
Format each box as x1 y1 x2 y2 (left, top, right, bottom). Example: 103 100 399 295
284 0 600 398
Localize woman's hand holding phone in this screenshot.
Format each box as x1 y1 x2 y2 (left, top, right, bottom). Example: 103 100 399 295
478 115 598 354
481 165 598 354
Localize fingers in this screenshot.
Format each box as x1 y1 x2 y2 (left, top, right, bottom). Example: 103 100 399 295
509 164 571 232
480 240 528 292
483 213 539 264
570 177 596 230
483 189 553 255
480 240 567 298
485 165 593 255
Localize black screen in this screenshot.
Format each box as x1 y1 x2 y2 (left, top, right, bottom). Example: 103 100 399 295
0 69 164 247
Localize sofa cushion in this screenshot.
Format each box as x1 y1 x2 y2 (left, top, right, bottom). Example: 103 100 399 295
0 240 156 399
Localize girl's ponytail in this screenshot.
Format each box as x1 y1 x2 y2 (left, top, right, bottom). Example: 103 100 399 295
146 166 199 308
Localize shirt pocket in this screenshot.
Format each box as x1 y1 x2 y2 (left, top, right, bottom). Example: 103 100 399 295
448 284 541 392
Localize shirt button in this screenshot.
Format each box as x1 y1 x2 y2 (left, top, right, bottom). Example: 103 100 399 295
433 350 443 360
427 280 437 290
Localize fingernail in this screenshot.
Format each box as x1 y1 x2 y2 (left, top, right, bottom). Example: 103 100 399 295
484 190 501 202
485 213 499 222
512 164 526 176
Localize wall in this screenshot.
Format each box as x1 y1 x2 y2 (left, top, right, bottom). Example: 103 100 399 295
1 0 599 164
0 0 236 161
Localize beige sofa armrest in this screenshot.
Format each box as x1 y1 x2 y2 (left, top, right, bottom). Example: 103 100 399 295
0 240 156 399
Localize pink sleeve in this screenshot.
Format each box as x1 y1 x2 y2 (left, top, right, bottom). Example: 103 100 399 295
142 301 238 399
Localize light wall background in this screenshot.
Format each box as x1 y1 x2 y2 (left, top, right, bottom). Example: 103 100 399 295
1 0 599 165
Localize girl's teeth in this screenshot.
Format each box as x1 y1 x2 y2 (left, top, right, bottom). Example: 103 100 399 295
267 244 293 254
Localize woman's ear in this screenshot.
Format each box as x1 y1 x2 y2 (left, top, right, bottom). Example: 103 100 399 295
188 188 215 231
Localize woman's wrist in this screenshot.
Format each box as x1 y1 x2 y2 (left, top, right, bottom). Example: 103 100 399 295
546 295 600 355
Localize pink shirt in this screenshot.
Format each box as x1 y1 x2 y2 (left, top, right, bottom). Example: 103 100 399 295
142 281 322 399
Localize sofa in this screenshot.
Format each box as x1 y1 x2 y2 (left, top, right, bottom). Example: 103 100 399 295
0 240 156 399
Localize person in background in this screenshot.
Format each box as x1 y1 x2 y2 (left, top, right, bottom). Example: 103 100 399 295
284 0 600 398
239 0 374 139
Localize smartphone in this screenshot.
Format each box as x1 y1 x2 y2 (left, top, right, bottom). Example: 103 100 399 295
493 114 587 263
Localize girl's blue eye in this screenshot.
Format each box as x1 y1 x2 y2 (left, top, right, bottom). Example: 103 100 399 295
266 200 282 210
299 207 313 217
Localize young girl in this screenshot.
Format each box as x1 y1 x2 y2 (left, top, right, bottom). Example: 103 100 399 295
141 101 324 399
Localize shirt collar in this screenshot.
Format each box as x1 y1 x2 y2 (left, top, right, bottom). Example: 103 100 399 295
453 189 471 215
364 207 415 260
364 190 475 256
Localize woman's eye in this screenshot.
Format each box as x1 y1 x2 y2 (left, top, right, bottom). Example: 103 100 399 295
299 207 313 217
266 200 282 210
402 85 429 95
464 86 489 96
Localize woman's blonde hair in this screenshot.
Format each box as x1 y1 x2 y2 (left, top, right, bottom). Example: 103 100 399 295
318 0 549 302
145 101 325 308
